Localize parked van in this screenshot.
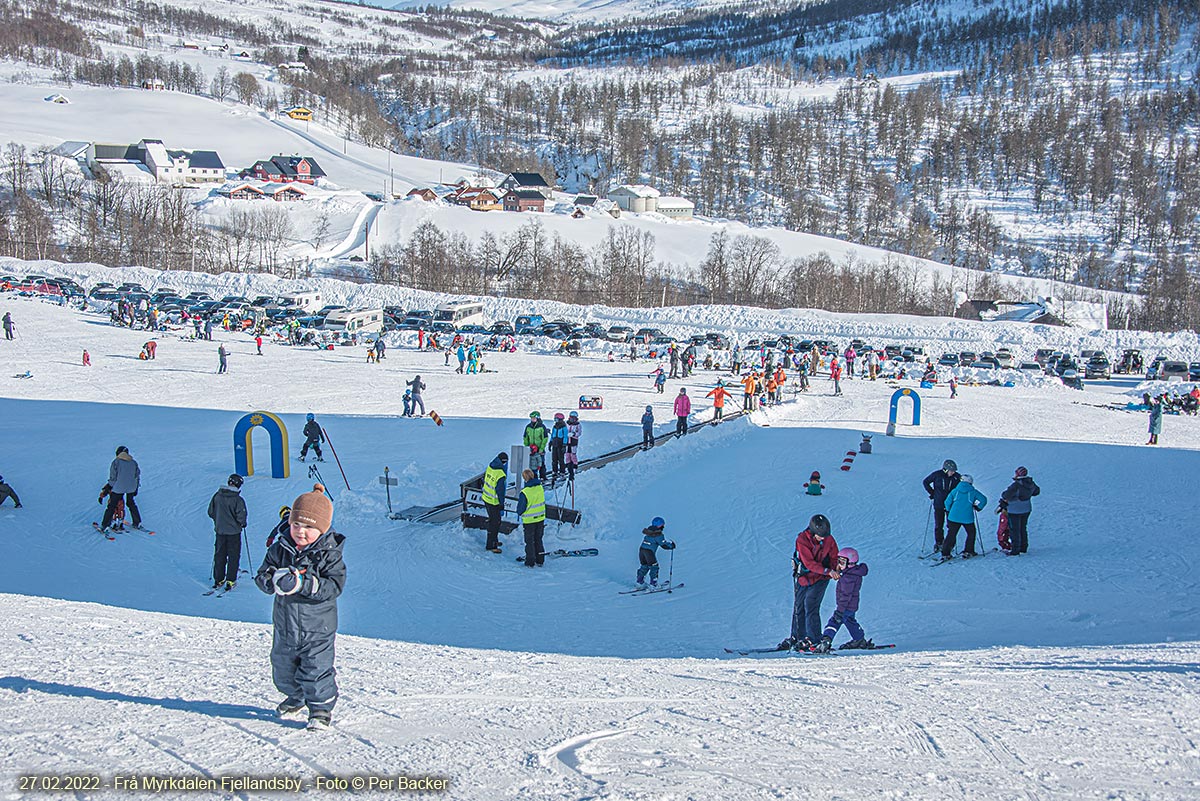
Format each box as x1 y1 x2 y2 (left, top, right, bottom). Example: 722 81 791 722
434 300 485 328
323 308 383 334
278 290 323 312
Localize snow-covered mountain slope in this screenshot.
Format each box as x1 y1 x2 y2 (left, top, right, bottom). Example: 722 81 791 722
6 592 1199 801
0 78 475 199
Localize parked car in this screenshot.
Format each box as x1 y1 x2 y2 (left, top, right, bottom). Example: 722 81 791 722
978 355 1000 368
1159 361 1189 381
938 353 959 367
705 333 730 349
489 321 516 335
1146 356 1168 379
883 344 903 360
607 326 634 342
1055 357 1078 376
634 327 666 342
1117 349 1143 374
1189 363 1200 382
1061 369 1083 390
1018 362 1043 373
995 349 1015 368
958 351 977 366
457 324 490 335
1085 356 1111 380
969 361 994 370
515 315 545 334
406 309 434 323
1034 348 1055 365
797 340 814 352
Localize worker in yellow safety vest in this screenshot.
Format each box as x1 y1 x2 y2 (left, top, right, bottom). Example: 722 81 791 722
481 451 509 554
516 468 546 567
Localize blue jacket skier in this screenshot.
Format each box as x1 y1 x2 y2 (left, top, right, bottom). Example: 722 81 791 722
941 475 986 558
641 406 655 449
636 517 676 587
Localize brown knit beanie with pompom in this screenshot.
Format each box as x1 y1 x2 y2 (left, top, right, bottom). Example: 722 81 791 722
291 483 333 533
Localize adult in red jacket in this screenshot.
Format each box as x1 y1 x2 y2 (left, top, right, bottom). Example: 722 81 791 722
781 514 840 650
673 388 692 438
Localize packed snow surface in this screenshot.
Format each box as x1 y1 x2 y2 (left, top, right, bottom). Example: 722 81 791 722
1 265 1199 799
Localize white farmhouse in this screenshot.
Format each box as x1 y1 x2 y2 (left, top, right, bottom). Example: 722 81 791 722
87 139 226 185
608 184 660 213
656 196 695 219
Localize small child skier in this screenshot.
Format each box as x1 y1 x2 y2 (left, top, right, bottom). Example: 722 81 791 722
255 484 346 731
641 405 655 449
528 443 546 481
636 516 676 587
402 389 413 418
813 547 870 652
805 471 825 496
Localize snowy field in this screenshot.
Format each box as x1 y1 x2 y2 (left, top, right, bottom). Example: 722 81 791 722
2 269 1200 799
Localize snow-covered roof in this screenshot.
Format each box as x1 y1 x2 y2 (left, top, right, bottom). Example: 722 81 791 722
610 184 660 198
656 196 694 209
44 93 70 104
51 141 89 159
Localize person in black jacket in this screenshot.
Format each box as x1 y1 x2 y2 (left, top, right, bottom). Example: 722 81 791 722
922 459 960 553
0 474 21 508
207 474 248 590
299 413 324 461
255 484 346 731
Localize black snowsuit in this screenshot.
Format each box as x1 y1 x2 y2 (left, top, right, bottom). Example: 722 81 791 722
922 469 960 549
300 420 324 459
255 528 346 715
0 477 20 507
208 485 248 585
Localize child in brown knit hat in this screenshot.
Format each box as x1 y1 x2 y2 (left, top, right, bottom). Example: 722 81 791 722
254 483 346 731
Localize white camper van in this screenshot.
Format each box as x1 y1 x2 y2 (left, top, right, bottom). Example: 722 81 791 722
323 307 384 334
433 300 485 328
278 290 323 312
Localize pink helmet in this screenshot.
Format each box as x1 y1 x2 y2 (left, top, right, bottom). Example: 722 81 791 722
837 547 859 564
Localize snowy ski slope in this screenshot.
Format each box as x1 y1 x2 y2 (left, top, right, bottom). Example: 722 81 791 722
1 267 1199 799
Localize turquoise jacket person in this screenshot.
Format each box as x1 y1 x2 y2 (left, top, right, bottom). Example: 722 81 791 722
945 479 986 524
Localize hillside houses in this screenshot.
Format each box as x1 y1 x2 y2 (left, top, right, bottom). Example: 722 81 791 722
214 181 307 201
87 139 225 185
239 155 326 185
499 172 553 198
607 184 695 218
280 106 313 121
503 189 545 212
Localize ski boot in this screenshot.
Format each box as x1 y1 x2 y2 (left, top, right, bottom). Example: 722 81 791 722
792 637 814 652
224 581 236 591
810 636 833 654
275 700 305 719
776 636 795 651
839 638 871 650
306 711 331 731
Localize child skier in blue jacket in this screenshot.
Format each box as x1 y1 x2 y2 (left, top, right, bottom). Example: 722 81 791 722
942 475 987 559
636 517 676 587
641 405 655 449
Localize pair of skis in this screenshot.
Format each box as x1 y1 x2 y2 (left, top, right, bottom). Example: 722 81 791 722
724 642 895 656
516 547 598 563
928 547 998 566
93 522 156 540
619 582 684 595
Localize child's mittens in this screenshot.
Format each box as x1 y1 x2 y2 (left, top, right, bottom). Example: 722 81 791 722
664 541 677 550
273 566 304 596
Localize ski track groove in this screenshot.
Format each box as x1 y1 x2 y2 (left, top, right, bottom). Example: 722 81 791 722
541 727 631 788
220 719 335 778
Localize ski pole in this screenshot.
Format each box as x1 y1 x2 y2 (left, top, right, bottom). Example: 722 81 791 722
320 426 351 491
922 500 932 553
241 525 254 576
667 547 675 592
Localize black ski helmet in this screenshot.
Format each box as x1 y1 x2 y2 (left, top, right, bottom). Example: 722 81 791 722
227 473 244 489
808 514 831 538
115 445 129 456
943 459 958 473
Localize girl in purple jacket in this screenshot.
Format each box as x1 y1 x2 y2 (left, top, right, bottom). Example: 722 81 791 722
812 547 871 651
